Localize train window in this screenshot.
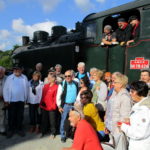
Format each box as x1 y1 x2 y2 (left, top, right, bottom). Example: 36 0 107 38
102 9 140 45
85 22 96 39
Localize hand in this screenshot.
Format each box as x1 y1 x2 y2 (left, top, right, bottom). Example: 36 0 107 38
96 86 100 90
59 107 64 113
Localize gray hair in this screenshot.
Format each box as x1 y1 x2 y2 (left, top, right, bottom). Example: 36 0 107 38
0 66 5 72
90 67 98 73
55 64 62 69
70 70 75 77
73 104 84 119
104 25 112 31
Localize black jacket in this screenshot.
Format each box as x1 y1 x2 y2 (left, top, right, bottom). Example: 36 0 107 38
116 24 132 42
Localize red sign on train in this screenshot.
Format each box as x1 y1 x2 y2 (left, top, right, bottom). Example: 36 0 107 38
130 57 149 69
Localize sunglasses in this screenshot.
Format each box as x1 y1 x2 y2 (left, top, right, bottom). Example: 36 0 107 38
65 75 71 78
71 107 81 115
80 82 84 84
80 96 87 100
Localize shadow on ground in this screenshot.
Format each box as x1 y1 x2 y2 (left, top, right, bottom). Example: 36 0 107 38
0 105 72 150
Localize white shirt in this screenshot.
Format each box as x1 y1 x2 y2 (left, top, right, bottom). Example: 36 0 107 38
3 74 29 103
27 80 44 104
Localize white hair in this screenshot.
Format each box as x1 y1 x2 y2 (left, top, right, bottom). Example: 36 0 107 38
78 62 85 67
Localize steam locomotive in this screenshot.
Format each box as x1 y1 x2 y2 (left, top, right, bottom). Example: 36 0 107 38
12 0 150 82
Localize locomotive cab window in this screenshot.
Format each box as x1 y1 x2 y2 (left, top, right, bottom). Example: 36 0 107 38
102 9 140 46
84 22 97 43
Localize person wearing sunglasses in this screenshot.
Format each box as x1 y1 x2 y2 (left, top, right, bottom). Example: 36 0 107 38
62 105 103 150
80 90 105 141
56 70 78 143
75 76 90 105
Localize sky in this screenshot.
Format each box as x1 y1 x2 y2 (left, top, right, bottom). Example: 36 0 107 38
0 0 134 51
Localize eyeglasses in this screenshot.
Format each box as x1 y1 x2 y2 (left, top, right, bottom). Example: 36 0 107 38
80 82 84 84
65 75 71 78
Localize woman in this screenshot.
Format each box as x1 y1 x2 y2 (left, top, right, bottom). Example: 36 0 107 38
40 74 58 138
105 74 132 143
80 90 105 140
75 76 90 105
28 71 43 133
91 69 108 112
120 81 150 150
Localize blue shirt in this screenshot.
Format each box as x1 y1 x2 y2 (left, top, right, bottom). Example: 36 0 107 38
78 73 86 80
65 82 77 103
76 72 90 80
11 76 26 102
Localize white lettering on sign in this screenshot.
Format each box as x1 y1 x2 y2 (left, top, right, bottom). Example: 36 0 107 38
130 57 149 69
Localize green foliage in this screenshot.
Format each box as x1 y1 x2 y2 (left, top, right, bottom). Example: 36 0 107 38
0 50 13 68
0 44 21 68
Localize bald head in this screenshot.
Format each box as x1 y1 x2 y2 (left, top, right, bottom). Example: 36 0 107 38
36 63 43 71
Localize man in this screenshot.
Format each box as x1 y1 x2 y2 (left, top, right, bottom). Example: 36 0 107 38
101 25 117 46
140 68 150 96
57 70 78 142
35 62 43 72
3 65 29 138
115 18 132 46
0 66 7 134
126 15 140 46
62 106 103 150
35 62 46 81
75 62 90 80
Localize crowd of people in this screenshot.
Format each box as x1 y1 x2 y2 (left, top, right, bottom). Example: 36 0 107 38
101 15 140 46
0 61 150 150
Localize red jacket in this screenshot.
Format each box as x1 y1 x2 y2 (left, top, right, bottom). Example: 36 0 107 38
40 83 58 111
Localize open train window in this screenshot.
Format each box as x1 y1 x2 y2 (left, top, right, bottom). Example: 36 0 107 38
102 9 140 37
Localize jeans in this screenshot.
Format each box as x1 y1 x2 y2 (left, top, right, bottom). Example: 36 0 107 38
60 104 72 138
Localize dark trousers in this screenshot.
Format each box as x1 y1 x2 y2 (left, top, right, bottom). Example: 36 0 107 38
29 104 40 126
41 109 56 135
8 101 24 132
